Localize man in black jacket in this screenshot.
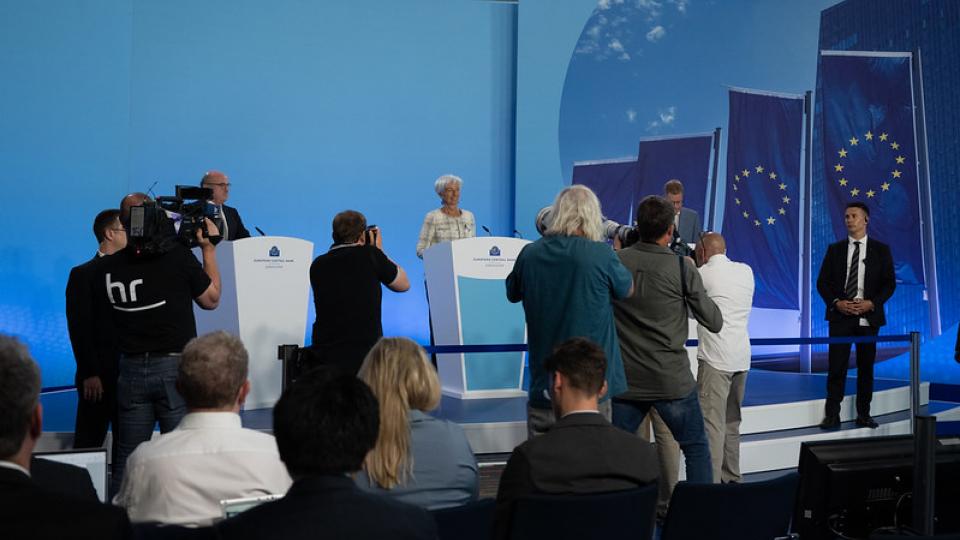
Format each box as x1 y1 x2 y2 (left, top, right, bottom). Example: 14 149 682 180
202 170 251 240
816 202 896 430
65 208 126 449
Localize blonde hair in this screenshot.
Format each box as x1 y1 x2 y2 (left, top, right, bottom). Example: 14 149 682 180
545 184 604 241
358 337 441 489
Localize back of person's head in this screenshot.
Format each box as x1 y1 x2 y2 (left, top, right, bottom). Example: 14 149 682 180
664 179 684 196
177 331 249 410
636 195 675 243
544 337 607 397
273 368 379 479
93 209 121 244
545 185 604 242
357 337 440 489
0 335 41 460
331 210 367 245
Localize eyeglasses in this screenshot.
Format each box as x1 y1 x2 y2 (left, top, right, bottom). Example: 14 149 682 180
111 228 126 233
204 182 231 188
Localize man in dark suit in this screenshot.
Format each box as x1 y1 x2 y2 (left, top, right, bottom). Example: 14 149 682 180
66 208 126 449
495 338 659 539
664 179 702 245
816 202 896 430
216 368 436 540
202 170 251 240
0 334 130 539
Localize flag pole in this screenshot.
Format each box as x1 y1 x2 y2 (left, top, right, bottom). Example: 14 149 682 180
912 48 941 337
800 91 813 373
709 127 721 231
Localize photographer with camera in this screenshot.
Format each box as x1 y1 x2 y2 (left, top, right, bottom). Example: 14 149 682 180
96 191 222 493
309 210 410 376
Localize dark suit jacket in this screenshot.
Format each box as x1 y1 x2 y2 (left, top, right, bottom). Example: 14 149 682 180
216 475 437 540
65 255 119 385
816 237 896 327
494 412 659 539
0 466 130 540
222 204 251 241
30 456 99 502
676 207 702 245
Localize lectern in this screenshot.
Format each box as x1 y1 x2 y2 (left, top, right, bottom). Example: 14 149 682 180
194 236 313 409
423 237 530 399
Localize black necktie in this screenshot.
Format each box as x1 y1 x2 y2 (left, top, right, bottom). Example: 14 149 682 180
845 241 861 300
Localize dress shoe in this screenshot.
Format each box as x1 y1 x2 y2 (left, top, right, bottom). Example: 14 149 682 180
855 415 879 429
819 415 840 430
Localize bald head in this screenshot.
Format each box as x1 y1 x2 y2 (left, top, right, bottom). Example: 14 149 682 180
696 232 726 265
201 170 230 205
120 192 150 221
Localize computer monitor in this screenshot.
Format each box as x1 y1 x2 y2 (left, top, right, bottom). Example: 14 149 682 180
220 493 284 520
795 434 960 539
33 448 109 503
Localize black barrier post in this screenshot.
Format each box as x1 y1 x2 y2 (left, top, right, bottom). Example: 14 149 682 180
912 415 936 535
909 331 921 433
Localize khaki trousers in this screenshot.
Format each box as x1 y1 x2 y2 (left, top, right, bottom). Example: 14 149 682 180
697 359 748 483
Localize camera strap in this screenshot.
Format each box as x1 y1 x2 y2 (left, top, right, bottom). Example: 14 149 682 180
678 254 688 301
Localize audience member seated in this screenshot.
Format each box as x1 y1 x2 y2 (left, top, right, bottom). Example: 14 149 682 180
494 338 659 540
0 334 131 540
216 367 437 540
355 337 479 509
113 332 291 526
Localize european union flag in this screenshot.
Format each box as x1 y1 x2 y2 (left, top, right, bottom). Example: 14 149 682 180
820 52 923 285
722 89 804 310
637 134 713 219
572 158 637 224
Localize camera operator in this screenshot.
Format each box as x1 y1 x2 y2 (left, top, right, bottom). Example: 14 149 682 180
96 192 222 494
309 210 410 376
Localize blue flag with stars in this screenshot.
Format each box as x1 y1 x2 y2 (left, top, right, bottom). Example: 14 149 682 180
572 158 638 225
722 88 804 310
820 52 923 285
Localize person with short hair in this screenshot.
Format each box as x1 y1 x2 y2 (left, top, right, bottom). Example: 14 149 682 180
612 195 722 489
506 185 633 437
816 201 896 430
494 338 658 540
201 170 250 241
694 232 755 483
0 334 131 539
416 174 476 258
216 368 437 540
113 331 291 526
66 208 126 450
663 179 702 244
309 210 410 375
356 337 478 509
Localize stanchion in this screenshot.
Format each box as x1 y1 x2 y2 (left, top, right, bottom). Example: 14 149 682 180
912 415 936 535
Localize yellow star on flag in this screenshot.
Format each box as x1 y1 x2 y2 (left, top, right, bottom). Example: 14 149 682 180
732 183 739 191
865 131 873 140
769 172 777 180
834 164 844 172
755 165 764 173
734 175 740 181
778 208 786 215
866 190 876 198
839 178 848 186
742 169 750 177
881 182 891 191
849 136 859 146
892 170 902 179
742 211 749 218
735 198 741 205
891 142 900 150
766 217 776 225
782 196 791 204
838 148 848 158
779 183 786 190
879 133 888 141
896 156 905 164
754 219 761 227
851 188 860 197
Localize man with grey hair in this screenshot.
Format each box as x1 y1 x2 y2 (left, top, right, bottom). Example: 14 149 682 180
507 184 633 436
0 334 130 538
114 331 291 526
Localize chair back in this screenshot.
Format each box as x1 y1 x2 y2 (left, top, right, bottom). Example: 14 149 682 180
431 498 495 540
661 472 799 540
508 483 659 540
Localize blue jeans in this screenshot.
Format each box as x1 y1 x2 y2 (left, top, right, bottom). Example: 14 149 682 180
111 353 186 494
612 388 713 484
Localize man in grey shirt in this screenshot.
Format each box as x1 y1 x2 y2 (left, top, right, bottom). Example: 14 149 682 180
612 195 722 485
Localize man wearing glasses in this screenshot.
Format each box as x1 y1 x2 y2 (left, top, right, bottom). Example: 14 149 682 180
202 170 251 241
65 209 127 450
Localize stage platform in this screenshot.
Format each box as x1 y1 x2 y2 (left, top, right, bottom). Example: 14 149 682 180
37 370 960 475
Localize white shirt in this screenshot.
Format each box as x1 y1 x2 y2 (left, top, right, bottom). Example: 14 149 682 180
0 460 29 477
113 412 292 526
697 254 755 372
846 235 869 326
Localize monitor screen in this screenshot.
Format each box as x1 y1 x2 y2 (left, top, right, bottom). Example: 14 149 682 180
33 448 109 503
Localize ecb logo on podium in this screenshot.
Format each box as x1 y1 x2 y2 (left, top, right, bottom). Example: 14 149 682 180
489 246 501 257
269 246 280 257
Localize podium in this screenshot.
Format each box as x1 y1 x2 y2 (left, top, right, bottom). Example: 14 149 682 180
424 237 530 399
194 236 313 409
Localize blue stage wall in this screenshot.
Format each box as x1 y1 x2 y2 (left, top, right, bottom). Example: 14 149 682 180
0 0 517 388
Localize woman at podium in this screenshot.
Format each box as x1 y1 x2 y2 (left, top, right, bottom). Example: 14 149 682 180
415 174 476 258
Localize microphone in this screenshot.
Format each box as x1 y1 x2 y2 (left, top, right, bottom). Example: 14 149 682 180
145 180 159 199
481 225 492 236
255 227 267 237
513 229 524 239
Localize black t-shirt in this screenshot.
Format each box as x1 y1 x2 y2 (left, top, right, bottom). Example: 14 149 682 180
95 245 212 354
310 244 398 349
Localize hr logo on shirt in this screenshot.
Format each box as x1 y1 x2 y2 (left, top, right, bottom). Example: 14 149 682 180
106 273 167 312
